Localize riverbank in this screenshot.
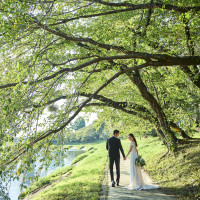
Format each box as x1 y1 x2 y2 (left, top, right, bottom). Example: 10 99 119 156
20 133 200 200
19 142 107 200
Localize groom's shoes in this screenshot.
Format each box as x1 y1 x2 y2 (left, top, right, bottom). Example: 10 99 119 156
116 182 119 186
111 181 115 187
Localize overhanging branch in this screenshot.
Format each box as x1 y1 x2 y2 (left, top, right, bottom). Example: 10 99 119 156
87 0 200 13
49 2 200 26
31 91 156 123
1 54 200 90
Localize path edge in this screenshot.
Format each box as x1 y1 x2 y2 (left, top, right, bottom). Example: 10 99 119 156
99 162 109 200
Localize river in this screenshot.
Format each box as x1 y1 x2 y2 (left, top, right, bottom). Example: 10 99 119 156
2 149 84 200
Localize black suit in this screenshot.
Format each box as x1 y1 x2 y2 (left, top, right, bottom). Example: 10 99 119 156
106 136 125 183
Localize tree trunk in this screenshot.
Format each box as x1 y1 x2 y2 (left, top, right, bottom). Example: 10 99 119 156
156 127 166 140
126 70 178 151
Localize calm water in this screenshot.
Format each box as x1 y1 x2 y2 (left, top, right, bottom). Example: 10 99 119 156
3 149 84 200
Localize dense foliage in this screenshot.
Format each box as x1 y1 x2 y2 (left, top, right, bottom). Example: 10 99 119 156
70 117 86 131
66 121 107 142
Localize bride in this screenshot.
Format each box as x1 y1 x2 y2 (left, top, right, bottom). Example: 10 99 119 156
125 134 159 190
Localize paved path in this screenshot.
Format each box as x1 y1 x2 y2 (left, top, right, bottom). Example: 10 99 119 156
100 159 175 200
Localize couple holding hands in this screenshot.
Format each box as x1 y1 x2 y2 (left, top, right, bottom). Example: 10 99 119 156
106 129 158 190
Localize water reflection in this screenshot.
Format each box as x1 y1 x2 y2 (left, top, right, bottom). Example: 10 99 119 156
3 149 84 200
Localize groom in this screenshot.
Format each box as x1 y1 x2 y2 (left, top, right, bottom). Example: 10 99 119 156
106 129 126 187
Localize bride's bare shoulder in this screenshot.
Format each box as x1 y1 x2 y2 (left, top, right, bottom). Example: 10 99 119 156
130 141 134 146
131 141 136 147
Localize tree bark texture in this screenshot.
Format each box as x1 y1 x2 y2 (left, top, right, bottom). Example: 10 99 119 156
126 70 178 150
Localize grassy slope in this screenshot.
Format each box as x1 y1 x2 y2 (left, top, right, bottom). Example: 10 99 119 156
121 133 200 200
20 142 107 200
21 134 200 200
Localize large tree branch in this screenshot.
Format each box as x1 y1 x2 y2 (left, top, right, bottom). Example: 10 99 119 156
35 19 181 60
31 91 156 123
48 2 200 26
82 94 156 123
0 55 144 90
0 55 143 90
85 102 155 123
80 93 150 113
34 21 200 64
0 57 100 89
87 0 200 13
35 19 130 54
1 53 200 90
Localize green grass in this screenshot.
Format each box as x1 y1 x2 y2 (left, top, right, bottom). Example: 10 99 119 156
123 133 200 200
19 165 74 199
70 148 97 165
20 142 107 200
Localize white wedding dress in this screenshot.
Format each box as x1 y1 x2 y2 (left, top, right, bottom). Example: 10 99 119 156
125 141 159 190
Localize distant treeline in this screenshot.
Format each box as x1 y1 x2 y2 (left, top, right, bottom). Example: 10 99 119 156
65 118 109 143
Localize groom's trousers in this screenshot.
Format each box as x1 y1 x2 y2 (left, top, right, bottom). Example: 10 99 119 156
109 157 120 183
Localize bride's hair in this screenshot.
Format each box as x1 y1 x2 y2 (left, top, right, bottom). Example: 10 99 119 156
129 134 138 147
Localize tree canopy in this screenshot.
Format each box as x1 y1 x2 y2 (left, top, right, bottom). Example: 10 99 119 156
66 121 106 142
0 0 200 190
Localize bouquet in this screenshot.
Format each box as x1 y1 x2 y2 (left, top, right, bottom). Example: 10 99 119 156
135 155 146 167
